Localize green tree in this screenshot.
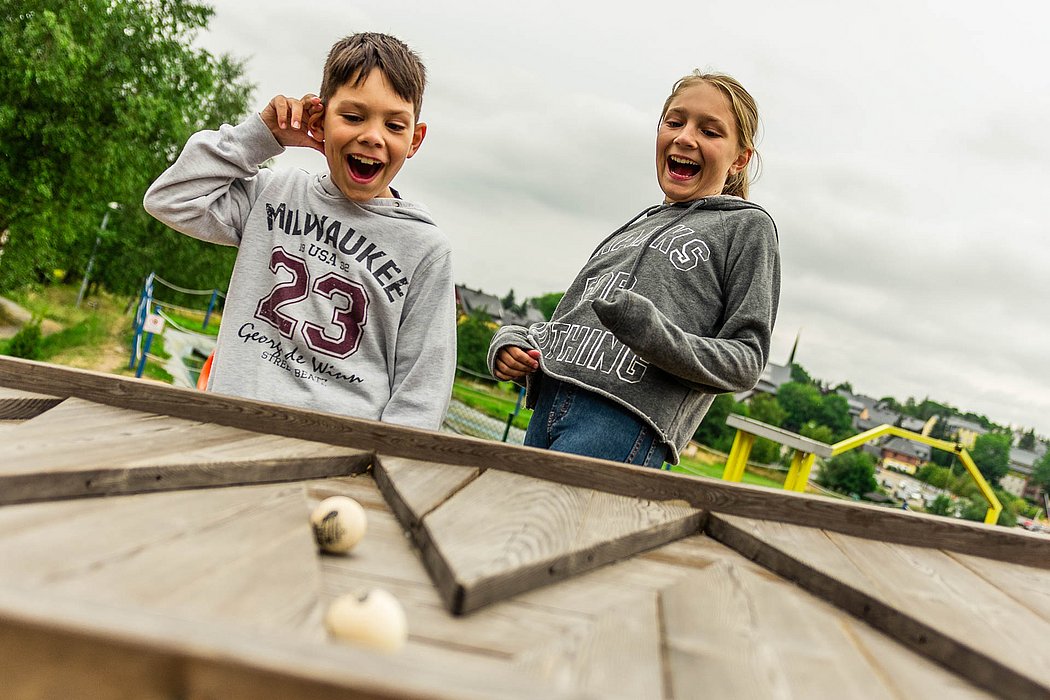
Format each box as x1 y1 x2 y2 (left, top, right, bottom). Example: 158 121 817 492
926 494 953 516
969 432 1012 487
817 451 877 497
1018 429 1036 451
0 1 252 294
694 393 746 453
957 498 988 523
456 312 496 376
915 464 951 489
1032 450 1050 494
800 421 834 444
748 394 786 464
776 381 822 432
789 363 815 385
879 396 903 412
500 289 523 317
529 292 565 321
816 393 854 441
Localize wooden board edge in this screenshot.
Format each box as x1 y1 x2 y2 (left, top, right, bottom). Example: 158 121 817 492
455 511 706 615
0 395 63 419
3 357 1048 570
704 513 1049 699
0 453 373 506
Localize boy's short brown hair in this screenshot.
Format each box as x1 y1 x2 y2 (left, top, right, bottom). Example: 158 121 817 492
320 33 427 120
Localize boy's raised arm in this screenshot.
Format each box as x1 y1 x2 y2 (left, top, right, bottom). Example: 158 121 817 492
143 115 283 245
143 95 323 245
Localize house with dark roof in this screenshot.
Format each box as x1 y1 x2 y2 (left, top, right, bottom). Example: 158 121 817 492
1002 445 1046 501
899 416 927 433
945 416 987 449
454 285 504 324
880 436 931 475
503 303 546 327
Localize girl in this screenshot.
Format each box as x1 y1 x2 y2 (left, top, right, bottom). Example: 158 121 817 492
487 71 780 468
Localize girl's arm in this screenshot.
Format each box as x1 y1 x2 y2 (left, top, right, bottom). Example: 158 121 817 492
593 218 780 393
143 114 282 245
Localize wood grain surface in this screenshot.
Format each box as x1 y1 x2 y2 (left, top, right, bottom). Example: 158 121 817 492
0 385 61 419
0 396 371 503
708 513 1049 698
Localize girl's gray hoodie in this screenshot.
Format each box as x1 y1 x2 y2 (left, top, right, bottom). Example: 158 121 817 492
488 197 780 463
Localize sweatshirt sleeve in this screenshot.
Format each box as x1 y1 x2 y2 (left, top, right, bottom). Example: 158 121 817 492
592 216 780 393
486 324 536 380
142 114 285 246
379 249 457 430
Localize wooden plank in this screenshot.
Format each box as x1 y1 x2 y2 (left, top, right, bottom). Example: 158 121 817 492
419 469 702 613
949 552 1050 624
373 455 480 528
661 557 989 699
707 514 1050 698
0 582 565 700
2 357 1047 569
0 385 61 419
0 483 326 638
0 396 371 503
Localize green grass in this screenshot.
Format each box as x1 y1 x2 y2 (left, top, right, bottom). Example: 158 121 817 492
1 285 130 366
669 454 786 488
157 308 221 337
452 379 532 429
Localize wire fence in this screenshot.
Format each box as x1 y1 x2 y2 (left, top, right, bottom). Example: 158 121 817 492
443 399 526 445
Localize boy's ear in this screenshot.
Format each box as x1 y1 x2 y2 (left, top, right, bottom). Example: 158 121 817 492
407 122 427 158
306 106 326 144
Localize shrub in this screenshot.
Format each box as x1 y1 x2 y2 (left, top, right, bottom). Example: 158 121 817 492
4 320 43 359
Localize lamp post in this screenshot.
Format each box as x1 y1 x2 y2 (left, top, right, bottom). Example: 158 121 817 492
76 202 121 308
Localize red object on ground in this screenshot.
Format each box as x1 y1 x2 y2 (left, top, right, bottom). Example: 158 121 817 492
196 352 214 391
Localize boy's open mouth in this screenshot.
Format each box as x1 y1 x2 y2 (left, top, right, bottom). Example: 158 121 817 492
347 154 384 182
667 155 700 179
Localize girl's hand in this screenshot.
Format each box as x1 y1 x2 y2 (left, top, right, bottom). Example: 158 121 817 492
260 94 325 152
494 347 541 380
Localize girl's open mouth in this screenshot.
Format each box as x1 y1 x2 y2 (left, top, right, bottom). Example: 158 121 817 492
347 154 384 182
667 155 700 179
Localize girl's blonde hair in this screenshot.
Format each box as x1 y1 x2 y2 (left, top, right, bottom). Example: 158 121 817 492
661 71 761 199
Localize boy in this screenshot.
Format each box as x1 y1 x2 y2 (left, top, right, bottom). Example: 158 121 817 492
144 33 456 430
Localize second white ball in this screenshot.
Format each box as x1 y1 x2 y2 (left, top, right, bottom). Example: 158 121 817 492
311 496 367 553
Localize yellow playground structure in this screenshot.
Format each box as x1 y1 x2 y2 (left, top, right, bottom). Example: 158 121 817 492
721 414 1003 524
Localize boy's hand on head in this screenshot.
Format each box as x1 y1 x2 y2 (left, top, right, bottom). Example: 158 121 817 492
494 347 540 381
260 94 325 153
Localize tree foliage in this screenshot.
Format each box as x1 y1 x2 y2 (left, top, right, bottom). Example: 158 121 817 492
1018 429 1036 452
529 292 565 321
817 451 877 497
456 311 496 376
969 432 1011 487
0 0 253 295
926 494 953 517
1032 450 1050 494
693 393 745 453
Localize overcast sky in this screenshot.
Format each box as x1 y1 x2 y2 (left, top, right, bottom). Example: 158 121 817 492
195 0 1050 437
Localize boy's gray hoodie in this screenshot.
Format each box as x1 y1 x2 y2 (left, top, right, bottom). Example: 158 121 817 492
488 197 780 462
144 115 456 430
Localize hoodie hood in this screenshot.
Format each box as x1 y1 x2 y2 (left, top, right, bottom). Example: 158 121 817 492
315 174 436 226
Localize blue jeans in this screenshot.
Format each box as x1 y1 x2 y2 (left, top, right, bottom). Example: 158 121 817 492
524 376 669 469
